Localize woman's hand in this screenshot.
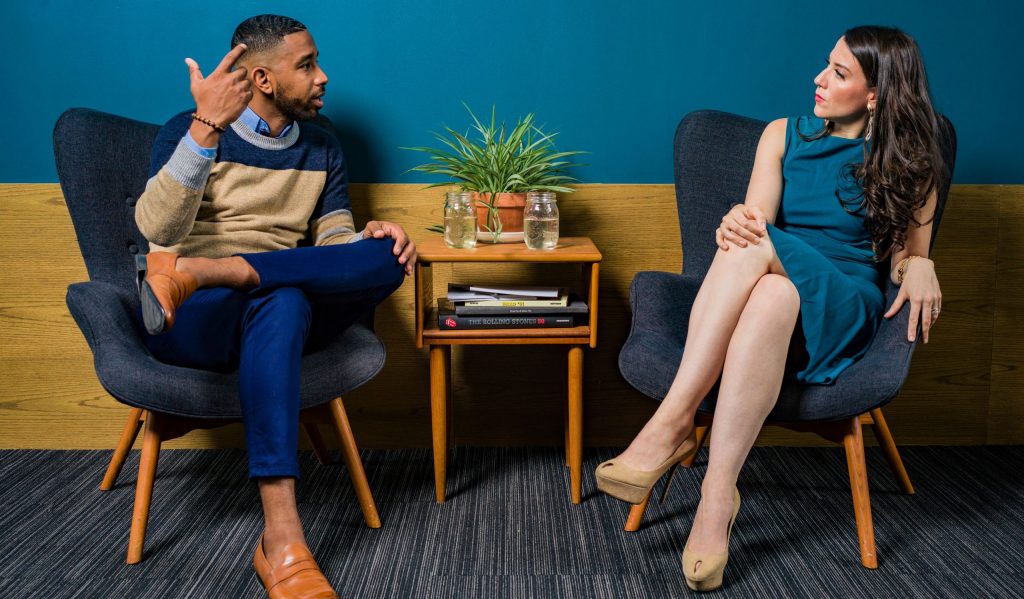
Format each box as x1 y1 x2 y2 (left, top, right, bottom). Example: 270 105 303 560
884 258 942 343
716 204 768 250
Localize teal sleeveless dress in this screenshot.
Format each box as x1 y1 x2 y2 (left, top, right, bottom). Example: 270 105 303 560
766 116 885 384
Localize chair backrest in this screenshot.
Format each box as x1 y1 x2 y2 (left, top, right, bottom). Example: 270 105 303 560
53 108 347 297
672 110 957 276
54 108 159 295
929 116 957 244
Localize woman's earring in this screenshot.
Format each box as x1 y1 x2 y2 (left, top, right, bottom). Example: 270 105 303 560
865 107 875 141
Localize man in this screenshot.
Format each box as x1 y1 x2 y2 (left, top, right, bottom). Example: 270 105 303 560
134 15 415 599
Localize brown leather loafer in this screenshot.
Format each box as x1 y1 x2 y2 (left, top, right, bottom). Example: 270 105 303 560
253 535 339 599
138 252 198 335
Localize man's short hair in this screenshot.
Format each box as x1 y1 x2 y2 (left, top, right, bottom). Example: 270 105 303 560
231 14 307 55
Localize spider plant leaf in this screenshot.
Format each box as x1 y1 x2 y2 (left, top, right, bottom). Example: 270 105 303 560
404 103 585 196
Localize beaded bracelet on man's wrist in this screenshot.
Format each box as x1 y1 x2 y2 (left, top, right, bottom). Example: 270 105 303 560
191 112 225 133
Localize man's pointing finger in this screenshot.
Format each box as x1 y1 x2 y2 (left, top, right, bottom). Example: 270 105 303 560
215 43 248 73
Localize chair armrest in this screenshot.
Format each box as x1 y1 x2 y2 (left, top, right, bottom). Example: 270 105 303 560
618 271 703 401
867 281 918 361
627 271 704 343
876 280 918 343
843 281 918 390
65 281 242 415
806 281 918 415
65 281 147 354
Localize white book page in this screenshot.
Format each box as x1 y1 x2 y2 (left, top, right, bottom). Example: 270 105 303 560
466 285 561 298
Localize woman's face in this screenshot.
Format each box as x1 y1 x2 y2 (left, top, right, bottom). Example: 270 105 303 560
813 37 876 123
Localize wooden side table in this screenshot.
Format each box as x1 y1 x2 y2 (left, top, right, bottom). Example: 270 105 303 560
414 236 602 504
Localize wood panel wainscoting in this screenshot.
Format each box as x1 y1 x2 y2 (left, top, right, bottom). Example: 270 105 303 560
0 183 1021 449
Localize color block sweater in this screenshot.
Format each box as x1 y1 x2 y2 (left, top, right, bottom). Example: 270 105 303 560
135 110 360 257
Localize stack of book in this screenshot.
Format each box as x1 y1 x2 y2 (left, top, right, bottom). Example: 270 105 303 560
437 284 588 330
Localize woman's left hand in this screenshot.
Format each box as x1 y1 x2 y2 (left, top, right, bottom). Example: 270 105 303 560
883 258 942 343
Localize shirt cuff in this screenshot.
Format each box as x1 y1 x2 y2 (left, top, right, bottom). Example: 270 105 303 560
183 131 217 159
347 229 366 243
165 137 215 190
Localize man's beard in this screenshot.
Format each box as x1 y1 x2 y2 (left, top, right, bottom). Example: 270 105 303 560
274 91 317 122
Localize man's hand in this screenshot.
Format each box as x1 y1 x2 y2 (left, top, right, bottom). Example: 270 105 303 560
185 44 252 132
363 220 417 275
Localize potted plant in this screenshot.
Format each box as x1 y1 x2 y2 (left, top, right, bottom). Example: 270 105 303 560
405 104 584 243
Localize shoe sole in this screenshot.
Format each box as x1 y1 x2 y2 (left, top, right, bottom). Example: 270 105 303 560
139 280 168 335
136 254 168 335
595 475 650 505
685 572 724 592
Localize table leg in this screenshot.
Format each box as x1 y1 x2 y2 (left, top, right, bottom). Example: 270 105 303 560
430 345 449 503
446 346 454 447
568 345 584 504
564 400 569 467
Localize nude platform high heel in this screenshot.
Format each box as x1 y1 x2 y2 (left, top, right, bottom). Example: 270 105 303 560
594 430 699 505
682 487 741 592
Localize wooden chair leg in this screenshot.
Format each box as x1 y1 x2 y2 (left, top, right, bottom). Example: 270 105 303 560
624 493 651 532
623 422 711 533
127 411 162 564
304 423 334 465
869 408 915 495
329 397 381 529
100 407 145 491
843 416 878 569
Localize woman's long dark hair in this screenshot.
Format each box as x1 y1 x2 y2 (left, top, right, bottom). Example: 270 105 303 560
807 26 946 260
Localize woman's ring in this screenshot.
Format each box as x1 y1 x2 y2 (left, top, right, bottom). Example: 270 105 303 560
931 308 940 317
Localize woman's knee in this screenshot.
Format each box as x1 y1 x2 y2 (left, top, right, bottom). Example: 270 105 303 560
713 237 776 272
748 274 800 314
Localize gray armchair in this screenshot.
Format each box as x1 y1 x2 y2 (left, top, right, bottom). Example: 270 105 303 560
53 108 386 564
617 110 956 568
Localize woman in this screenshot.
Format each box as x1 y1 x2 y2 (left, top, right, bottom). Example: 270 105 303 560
595 26 946 591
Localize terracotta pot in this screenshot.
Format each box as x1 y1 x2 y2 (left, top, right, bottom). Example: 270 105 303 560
472 192 527 238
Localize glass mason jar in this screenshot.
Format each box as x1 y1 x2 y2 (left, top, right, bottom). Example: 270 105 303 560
523 191 559 249
444 191 477 249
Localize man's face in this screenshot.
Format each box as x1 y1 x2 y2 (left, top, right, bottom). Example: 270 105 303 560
264 31 328 121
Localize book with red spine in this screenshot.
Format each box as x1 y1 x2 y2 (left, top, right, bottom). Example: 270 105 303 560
438 296 588 316
437 307 575 330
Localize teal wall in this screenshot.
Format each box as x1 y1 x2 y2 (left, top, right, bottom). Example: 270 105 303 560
6 1 1022 183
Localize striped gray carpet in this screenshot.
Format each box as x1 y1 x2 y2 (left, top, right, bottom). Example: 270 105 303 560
1 446 1022 598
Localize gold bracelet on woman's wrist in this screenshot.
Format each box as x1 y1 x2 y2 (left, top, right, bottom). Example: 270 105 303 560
896 255 921 284
191 112 225 133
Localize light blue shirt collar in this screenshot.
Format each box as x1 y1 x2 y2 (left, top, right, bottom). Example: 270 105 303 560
240 106 293 138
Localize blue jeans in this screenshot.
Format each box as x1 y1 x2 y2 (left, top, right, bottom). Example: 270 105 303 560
143 238 404 478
